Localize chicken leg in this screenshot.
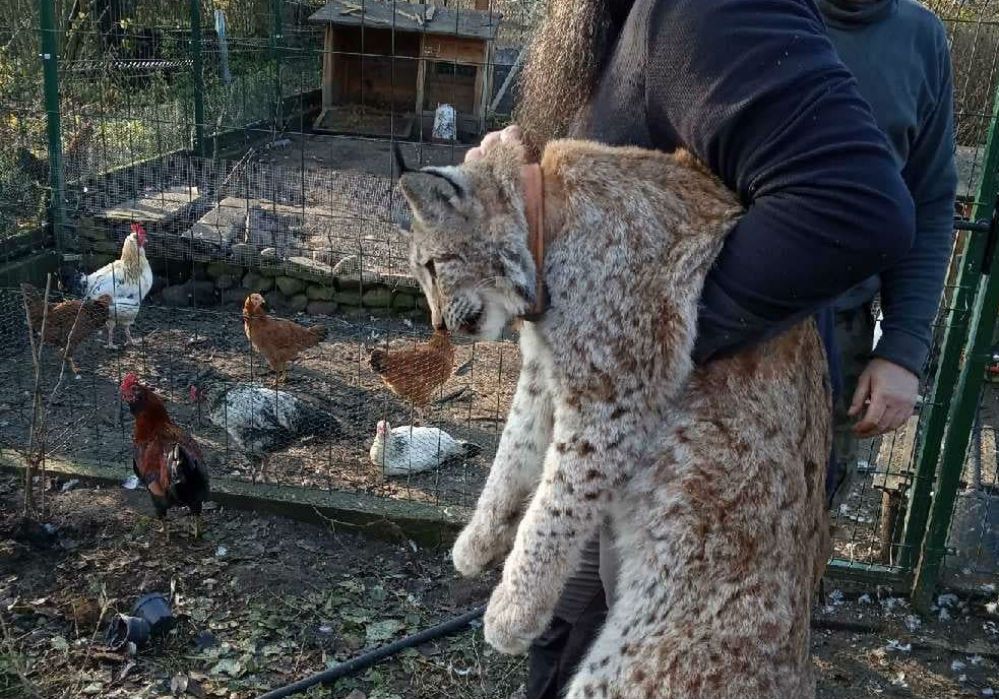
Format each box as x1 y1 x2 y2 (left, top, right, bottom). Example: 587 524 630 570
191 514 203 539
65 356 81 377
252 454 270 484
124 325 140 347
105 321 119 350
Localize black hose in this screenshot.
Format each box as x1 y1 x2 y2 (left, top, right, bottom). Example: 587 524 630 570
255 606 486 699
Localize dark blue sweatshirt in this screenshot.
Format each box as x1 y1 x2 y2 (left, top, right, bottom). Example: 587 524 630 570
577 0 916 365
822 0 958 377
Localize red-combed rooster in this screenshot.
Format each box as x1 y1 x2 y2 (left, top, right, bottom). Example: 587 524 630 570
120 373 210 540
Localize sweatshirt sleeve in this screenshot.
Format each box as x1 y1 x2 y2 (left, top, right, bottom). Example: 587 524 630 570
643 0 916 363
872 28 958 377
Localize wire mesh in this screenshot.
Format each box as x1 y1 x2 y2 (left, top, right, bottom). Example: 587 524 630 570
938 387 999 590
0 0 531 514
2 0 999 577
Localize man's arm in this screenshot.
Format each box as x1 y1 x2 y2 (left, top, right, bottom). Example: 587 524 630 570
643 0 916 362
875 27 958 377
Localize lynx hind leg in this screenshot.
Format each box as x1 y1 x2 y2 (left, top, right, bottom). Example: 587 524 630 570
452 327 554 577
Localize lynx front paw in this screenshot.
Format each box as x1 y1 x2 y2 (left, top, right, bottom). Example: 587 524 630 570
452 520 513 577
483 581 550 656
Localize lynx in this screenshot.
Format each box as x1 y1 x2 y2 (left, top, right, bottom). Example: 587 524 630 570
397 139 831 698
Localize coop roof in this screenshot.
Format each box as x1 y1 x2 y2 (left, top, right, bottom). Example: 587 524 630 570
309 0 501 41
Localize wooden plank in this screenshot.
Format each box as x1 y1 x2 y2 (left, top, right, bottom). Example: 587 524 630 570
422 35 485 64
313 107 331 132
874 413 920 493
0 450 470 547
97 185 200 224
310 0 501 41
322 26 335 109
472 62 484 122
415 35 427 113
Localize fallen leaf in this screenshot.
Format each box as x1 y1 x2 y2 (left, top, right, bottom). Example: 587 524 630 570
81 683 104 695
50 636 69 652
171 674 190 694
366 619 405 644
195 630 218 651
210 658 245 677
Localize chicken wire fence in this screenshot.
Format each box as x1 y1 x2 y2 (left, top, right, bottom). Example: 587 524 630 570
1 0 999 595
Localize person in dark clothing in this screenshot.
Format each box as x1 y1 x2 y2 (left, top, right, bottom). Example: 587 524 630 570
465 1 919 697
820 0 957 507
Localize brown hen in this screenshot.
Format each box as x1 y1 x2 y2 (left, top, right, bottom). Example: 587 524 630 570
242 293 328 384
369 328 455 407
21 282 111 375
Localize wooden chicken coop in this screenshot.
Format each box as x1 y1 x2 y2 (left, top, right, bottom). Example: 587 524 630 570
309 0 501 141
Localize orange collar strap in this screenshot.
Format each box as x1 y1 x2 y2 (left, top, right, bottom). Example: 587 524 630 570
520 163 547 322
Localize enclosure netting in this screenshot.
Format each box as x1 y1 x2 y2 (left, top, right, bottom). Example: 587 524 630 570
0 0 998 566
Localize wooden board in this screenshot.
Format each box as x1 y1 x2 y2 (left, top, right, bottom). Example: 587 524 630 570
874 414 920 493
422 35 486 64
97 185 200 224
310 0 501 41
314 106 415 139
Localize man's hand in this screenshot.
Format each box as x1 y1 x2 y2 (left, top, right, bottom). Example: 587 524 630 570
465 125 523 162
849 358 919 438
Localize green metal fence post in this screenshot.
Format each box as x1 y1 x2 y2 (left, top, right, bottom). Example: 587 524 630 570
190 0 207 157
271 0 284 128
38 0 65 249
912 192 999 610
899 82 999 573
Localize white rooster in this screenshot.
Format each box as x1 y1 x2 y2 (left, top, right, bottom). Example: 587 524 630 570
66 222 153 348
369 420 481 477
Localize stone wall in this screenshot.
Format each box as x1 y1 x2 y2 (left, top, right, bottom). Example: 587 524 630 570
76 184 427 319
149 253 427 318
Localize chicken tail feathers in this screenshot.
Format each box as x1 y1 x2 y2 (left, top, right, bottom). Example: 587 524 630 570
167 443 210 493
58 267 87 297
19 282 41 307
310 325 329 343
461 441 483 458
369 348 388 375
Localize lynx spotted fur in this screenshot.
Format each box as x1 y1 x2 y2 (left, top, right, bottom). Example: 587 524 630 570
398 139 831 698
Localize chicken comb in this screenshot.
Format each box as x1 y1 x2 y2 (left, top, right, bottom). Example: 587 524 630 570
129 222 145 236
120 372 139 393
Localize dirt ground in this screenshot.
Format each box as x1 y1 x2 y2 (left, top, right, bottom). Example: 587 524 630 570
0 299 522 510
2 475 999 699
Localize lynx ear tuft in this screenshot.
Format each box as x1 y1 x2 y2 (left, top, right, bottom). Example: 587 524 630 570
399 168 463 227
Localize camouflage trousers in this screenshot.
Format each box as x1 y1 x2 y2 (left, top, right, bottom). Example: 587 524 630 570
829 302 876 508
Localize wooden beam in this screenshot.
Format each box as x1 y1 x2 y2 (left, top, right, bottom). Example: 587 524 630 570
415 34 427 117
489 46 522 113
0 451 470 547
322 26 335 109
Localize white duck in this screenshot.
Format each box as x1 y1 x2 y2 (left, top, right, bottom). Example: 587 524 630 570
69 222 153 348
369 420 481 477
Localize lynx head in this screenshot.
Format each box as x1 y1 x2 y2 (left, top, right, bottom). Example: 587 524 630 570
397 142 537 341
